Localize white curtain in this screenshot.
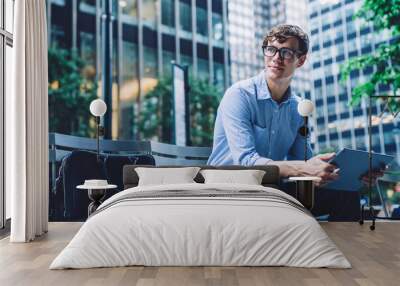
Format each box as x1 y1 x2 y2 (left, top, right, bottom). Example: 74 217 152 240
6 0 49 242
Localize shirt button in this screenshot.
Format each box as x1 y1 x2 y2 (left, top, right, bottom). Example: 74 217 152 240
272 130 275 134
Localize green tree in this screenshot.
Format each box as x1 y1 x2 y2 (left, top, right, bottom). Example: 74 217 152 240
138 77 221 146
340 0 400 112
48 46 98 137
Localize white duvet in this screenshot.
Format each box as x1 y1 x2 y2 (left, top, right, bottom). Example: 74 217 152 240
50 183 351 269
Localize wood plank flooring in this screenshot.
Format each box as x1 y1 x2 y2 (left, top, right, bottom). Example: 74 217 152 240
0 222 399 286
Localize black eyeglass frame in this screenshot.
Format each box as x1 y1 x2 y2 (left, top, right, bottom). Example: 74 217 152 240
262 45 303 60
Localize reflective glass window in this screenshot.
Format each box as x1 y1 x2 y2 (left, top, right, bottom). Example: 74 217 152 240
121 0 138 17
196 7 208 36
197 58 209 80
181 54 193 77
142 0 156 27
212 13 223 41
162 50 175 77
180 1 191 32
213 62 224 90
162 0 174 27
142 47 158 96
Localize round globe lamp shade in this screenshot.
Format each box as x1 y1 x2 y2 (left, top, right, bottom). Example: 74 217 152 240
297 99 314 117
90 99 107 117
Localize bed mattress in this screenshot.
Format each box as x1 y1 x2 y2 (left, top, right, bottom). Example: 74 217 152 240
50 183 351 269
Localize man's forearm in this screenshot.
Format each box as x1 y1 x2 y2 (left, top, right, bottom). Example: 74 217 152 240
267 160 308 177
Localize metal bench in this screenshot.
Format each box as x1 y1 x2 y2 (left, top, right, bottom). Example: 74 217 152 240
49 132 212 190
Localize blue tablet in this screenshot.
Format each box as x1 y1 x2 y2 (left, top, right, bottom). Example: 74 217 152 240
324 148 394 192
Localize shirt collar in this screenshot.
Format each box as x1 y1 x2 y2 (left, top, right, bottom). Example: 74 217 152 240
256 70 292 105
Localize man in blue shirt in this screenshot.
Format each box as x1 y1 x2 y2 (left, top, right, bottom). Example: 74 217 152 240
207 25 383 220
208 24 340 185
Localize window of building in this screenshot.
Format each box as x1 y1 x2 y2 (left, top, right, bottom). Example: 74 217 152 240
141 0 157 27
372 132 382 152
121 41 139 97
196 6 208 36
180 54 191 74
122 0 138 18
80 31 96 68
143 46 158 78
334 43 343 58
80 0 95 6
384 131 395 145
120 40 139 139
310 17 319 30
198 58 209 81
213 62 224 91
50 24 66 47
212 12 223 41
319 141 328 152
346 21 356 35
161 0 174 27
316 105 325 117
327 102 336 116
325 82 334 97
329 139 339 152
179 1 191 32
162 50 175 77
356 134 366 150
314 86 322 99
316 121 325 133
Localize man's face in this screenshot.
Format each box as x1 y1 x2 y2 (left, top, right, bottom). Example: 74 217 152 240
264 37 306 81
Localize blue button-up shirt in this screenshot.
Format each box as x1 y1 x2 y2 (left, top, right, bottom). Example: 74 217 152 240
207 70 313 166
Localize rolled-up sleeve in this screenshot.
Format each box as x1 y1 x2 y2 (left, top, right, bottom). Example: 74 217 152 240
219 87 272 166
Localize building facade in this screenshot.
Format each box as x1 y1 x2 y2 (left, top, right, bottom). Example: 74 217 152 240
227 0 258 84
47 0 229 140
307 0 399 158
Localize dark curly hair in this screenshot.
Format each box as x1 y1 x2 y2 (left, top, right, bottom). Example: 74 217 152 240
262 24 309 55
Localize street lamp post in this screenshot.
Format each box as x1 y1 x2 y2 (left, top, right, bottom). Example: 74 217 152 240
361 95 400 230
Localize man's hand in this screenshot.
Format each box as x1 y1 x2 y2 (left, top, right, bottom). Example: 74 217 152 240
303 153 339 186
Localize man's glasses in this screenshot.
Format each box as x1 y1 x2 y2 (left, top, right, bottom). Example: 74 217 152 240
262 45 301 61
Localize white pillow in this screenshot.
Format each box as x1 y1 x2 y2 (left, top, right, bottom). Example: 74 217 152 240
135 167 201 186
200 169 266 185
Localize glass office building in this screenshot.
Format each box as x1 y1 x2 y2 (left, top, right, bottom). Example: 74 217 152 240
307 0 399 158
47 0 229 140
227 0 259 84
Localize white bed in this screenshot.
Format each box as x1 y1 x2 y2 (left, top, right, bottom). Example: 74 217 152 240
50 183 351 269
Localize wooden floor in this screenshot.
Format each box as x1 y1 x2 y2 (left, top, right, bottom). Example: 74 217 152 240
0 222 399 286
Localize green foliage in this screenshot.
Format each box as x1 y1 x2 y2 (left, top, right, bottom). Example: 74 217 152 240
138 77 222 146
138 77 173 143
340 0 400 112
48 46 98 137
317 147 337 155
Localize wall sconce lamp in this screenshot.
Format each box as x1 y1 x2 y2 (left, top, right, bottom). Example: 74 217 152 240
291 99 316 211
297 99 315 161
90 99 107 162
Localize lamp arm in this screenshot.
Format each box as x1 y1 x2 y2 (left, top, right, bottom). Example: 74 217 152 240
96 116 100 163
305 116 309 162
